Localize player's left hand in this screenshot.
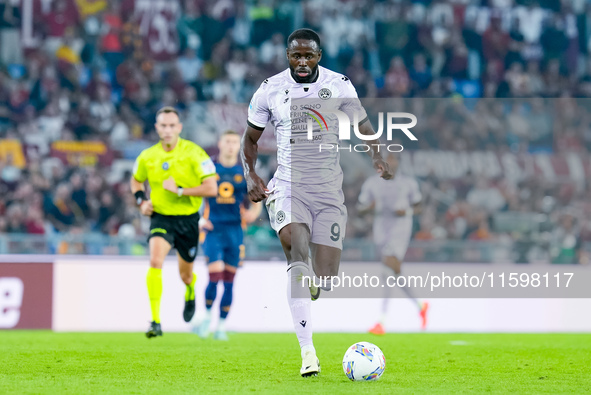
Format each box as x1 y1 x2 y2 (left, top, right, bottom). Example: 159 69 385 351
198 218 214 231
394 209 407 217
163 176 178 194
373 158 393 180
242 210 259 224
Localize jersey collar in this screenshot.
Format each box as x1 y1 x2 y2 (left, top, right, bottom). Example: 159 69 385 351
160 137 183 153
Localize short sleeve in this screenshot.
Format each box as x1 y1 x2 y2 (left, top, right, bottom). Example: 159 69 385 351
358 177 375 207
193 149 217 181
339 77 368 124
247 83 271 129
409 178 422 205
133 152 147 182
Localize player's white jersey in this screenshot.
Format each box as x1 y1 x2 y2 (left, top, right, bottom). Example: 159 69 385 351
359 173 422 234
247 66 367 192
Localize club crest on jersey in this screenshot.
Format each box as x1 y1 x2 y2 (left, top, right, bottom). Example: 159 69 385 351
318 88 332 100
276 210 285 224
162 162 169 170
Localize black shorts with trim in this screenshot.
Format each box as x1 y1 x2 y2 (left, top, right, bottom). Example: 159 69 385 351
148 212 200 263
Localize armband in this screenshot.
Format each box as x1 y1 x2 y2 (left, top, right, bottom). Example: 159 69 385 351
134 190 146 206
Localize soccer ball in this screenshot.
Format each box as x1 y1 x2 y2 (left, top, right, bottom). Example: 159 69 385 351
342 342 386 381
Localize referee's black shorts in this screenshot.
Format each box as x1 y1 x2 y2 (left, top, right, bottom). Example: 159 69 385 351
148 212 200 263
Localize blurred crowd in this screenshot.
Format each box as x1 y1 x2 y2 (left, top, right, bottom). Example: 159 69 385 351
343 162 591 263
1 0 590 261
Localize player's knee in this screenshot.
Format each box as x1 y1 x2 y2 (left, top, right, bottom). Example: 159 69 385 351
223 269 235 283
180 272 193 285
149 257 164 269
209 271 223 283
278 227 292 250
314 265 339 278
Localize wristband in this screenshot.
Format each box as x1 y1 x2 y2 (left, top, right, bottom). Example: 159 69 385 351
134 190 146 206
177 187 184 197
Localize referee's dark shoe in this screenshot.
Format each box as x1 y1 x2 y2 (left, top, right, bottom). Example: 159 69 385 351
146 321 163 338
183 299 196 322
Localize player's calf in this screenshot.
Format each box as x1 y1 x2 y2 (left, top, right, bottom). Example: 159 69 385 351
183 272 197 322
194 271 223 338
214 269 235 340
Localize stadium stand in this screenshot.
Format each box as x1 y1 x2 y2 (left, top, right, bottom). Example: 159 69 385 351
1 0 591 263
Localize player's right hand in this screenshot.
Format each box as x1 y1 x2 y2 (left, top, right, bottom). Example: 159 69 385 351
246 173 268 203
374 158 393 180
140 200 153 216
199 218 214 231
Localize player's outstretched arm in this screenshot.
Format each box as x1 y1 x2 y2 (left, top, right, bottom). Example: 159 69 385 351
162 175 217 197
357 119 393 180
241 125 268 203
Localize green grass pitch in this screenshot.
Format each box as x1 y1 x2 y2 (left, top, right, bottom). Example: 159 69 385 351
1 332 590 394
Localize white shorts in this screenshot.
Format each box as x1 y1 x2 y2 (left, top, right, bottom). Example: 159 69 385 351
265 179 348 250
374 220 412 261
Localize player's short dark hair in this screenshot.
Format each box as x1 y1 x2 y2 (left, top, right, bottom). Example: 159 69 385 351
287 29 321 50
156 106 179 119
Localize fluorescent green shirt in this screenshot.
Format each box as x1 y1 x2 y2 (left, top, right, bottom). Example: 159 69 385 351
133 138 216 216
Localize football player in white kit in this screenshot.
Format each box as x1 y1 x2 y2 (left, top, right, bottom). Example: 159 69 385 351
240 29 392 377
358 153 429 334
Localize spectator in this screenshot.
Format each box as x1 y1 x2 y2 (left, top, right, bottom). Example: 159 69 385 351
46 182 82 232
260 32 285 65
89 85 116 134
467 179 507 213
176 48 203 84
0 0 23 65
383 56 410 97
409 52 433 93
482 14 509 72
70 171 89 217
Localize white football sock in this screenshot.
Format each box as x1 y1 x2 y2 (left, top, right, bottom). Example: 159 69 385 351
217 317 226 332
313 275 332 291
287 261 313 349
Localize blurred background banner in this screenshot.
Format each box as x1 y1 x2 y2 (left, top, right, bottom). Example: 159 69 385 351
1 255 588 332
2 0 591 325
0 260 53 329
